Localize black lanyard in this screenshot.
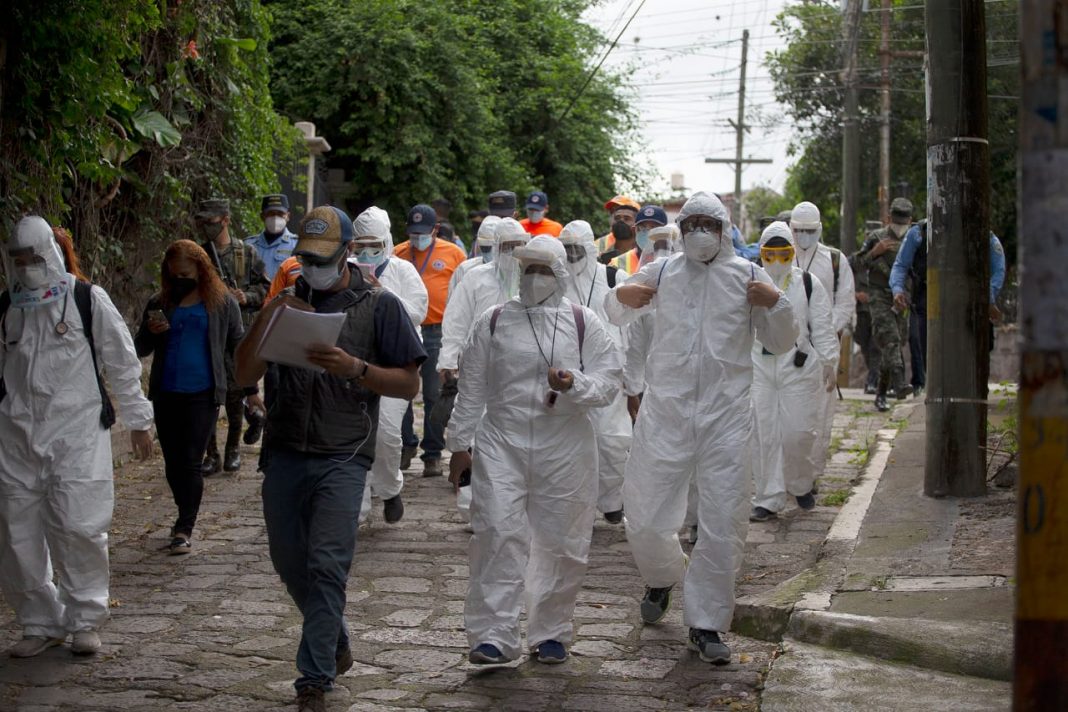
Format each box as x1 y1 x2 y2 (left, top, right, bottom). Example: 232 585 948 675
526 308 560 369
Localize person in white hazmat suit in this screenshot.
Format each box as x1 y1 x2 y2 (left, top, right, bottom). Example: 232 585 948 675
0 216 154 658
750 222 839 522
558 219 631 522
349 207 429 526
439 218 529 521
603 192 799 664
446 236 622 666
448 215 502 295
789 201 855 487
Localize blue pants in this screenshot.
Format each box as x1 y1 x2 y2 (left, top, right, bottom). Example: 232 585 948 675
909 310 926 389
262 448 369 692
401 323 444 460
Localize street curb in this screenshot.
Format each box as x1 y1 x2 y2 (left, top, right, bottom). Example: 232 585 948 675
786 609 1012 681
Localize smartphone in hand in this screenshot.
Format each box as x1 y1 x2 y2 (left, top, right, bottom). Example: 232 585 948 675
148 309 167 324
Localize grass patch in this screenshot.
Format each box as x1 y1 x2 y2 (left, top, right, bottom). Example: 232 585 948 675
847 437 873 467
821 488 851 507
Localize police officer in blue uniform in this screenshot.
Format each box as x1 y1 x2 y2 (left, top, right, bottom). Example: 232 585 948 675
245 194 298 281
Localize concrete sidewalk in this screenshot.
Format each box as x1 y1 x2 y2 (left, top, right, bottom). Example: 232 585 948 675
759 403 1015 710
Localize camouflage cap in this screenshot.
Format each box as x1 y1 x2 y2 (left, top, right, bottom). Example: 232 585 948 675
890 197 914 223
195 198 230 220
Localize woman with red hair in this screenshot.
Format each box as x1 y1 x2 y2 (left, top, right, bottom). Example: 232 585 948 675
134 240 244 554
50 227 88 282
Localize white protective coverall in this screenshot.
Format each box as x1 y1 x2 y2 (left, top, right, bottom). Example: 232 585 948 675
559 220 631 515
350 207 429 523
789 201 856 484
603 192 799 633
448 216 502 297
448 236 621 658
0 216 154 637
751 222 839 513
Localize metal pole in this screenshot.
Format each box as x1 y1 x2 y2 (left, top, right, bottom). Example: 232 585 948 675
1015 1 1068 708
733 29 749 226
924 0 990 499
839 0 863 256
878 0 892 225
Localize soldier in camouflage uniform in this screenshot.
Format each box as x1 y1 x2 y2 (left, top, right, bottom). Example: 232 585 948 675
195 199 270 473
853 198 914 411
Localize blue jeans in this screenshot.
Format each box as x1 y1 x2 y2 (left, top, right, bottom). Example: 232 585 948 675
262 447 369 692
909 310 927 389
401 323 444 460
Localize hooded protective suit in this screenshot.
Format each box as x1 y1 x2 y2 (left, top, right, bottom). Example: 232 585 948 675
751 222 839 514
448 235 621 659
789 201 855 484
603 192 799 633
0 216 153 638
559 220 631 515
448 216 502 297
624 225 681 396
438 218 529 373
350 207 429 523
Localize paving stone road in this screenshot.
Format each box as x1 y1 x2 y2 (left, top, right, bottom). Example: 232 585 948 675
0 399 889 711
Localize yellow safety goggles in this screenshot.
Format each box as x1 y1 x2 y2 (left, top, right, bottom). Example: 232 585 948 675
760 246 795 265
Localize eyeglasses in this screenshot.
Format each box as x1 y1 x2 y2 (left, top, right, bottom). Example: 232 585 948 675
760 246 795 264
679 216 723 234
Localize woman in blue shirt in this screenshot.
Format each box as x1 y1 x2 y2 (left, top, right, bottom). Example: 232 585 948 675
135 240 244 554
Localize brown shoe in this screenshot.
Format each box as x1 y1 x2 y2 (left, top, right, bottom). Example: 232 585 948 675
422 459 443 478
296 687 326 712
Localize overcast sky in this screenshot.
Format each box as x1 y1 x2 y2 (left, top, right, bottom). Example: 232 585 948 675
583 0 798 197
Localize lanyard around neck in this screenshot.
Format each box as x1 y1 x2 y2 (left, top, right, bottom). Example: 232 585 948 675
412 240 437 275
526 308 560 369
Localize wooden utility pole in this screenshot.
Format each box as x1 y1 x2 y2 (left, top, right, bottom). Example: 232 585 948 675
923 0 990 499
839 0 863 255
1015 1 1068 708
705 30 770 226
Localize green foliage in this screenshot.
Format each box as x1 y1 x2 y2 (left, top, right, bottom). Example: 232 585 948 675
765 1 1018 257
742 184 793 242
265 0 644 239
821 488 851 507
0 0 302 310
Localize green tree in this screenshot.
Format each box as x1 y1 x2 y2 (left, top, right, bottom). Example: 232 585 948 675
765 1 1018 258
265 0 643 240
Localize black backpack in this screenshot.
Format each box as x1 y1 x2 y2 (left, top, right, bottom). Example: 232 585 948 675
0 281 117 429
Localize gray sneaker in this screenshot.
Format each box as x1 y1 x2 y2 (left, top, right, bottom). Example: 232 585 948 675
71 630 101 656
9 636 64 658
639 585 674 624
688 628 731 665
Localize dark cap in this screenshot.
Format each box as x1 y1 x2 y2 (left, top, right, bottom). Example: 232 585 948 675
406 204 437 235
195 198 230 220
294 205 354 262
636 204 668 226
525 191 549 210
488 190 517 217
261 194 290 214
890 197 914 223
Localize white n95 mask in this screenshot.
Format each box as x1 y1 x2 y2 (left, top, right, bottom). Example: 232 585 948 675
520 273 557 306
682 229 722 263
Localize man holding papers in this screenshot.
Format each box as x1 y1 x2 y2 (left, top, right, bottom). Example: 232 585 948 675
235 205 425 710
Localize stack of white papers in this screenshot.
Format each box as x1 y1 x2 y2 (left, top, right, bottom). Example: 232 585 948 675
256 305 347 373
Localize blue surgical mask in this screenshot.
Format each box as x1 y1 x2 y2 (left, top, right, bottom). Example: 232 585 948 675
479 245 493 263
636 229 652 252
411 234 433 251
357 247 387 266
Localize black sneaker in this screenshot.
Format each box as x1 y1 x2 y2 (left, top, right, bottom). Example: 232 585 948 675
469 643 510 665
603 509 624 524
400 445 417 471
749 506 775 522
639 585 673 624
223 448 241 472
335 645 353 676
383 494 404 524
201 452 221 476
863 383 877 395
894 384 913 400
874 393 890 412
688 628 731 665
168 534 192 556
795 491 816 510
296 687 326 712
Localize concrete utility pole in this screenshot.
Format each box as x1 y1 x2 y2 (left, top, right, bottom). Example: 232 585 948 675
705 29 771 226
923 0 989 498
1015 2 1068 708
839 0 863 255
295 121 331 214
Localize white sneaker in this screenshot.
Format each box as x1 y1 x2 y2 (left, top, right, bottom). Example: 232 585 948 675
71 630 101 655
9 636 64 658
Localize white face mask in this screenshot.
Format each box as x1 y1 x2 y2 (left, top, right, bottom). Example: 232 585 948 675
890 222 909 238
16 264 50 290
520 272 558 306
265 216 287 234
765 261 791 284
682 229 722 263
794 230 819 251
527 209 545 224
303 260 344 290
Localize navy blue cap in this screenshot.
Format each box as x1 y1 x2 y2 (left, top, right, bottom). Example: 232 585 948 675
488 190 517 217
261 194 290 214
406 204 437 234
636 204 668 227
525 191 549 210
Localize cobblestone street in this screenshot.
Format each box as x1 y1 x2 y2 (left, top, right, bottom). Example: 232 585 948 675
0 400 887 711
